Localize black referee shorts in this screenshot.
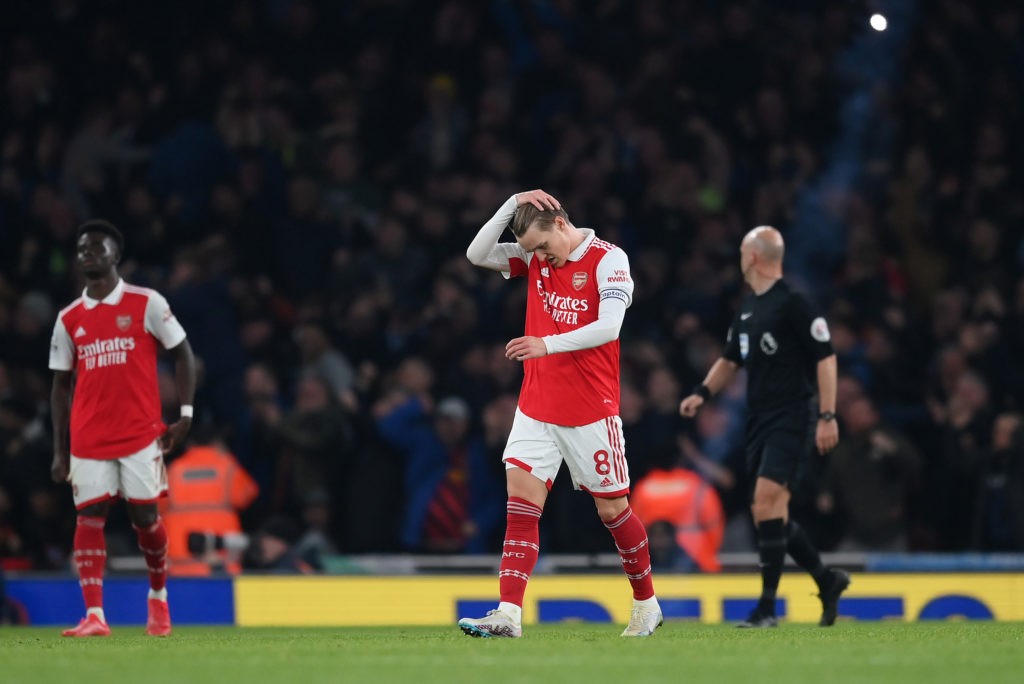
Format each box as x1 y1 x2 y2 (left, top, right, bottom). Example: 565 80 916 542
744 403 815 491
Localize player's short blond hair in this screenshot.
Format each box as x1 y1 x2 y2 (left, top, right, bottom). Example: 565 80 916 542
512 204 569 237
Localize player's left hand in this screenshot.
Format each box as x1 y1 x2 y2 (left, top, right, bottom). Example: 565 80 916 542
505 336 548 362
160 417 192 455
815 419 839 454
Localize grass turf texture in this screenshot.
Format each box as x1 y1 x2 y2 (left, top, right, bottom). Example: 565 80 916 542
2 623 1022 684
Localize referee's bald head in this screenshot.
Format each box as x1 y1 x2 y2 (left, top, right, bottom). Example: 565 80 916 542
742 225 784 263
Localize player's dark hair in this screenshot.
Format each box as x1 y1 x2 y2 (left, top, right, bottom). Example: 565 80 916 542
511 204 569 237
76 219 125 255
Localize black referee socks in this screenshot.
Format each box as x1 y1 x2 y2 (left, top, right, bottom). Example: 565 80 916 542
756 518 787 613
786 520 829 586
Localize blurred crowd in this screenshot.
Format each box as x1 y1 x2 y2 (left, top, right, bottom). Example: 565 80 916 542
1 0 1023 574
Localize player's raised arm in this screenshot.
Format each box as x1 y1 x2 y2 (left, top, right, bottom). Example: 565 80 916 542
466 190 561 272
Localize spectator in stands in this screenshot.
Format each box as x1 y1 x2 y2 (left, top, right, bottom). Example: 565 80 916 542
274 374 354 532
646 520 696 572
20 489 71 571
237 362 286 516
638 366 689 465
375 393 503 553
820 396 922 551
971 412 1024 551
1 396 68 568
243 515 323 574
928 370 994 550
293 321 357 409
164 241 247 429
292 489 339 560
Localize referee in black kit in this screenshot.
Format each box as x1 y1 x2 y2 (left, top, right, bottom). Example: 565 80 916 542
679 226 850 628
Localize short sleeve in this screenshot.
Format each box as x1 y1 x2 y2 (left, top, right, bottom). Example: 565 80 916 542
144 290 187 350
49 318 74 371
722 316 743 365
787 292 834 361
595 247 633 307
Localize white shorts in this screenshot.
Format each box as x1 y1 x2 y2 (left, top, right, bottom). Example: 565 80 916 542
503 408 630 497
70 440 168 510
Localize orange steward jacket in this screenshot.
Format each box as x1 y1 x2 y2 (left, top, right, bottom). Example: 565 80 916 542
631 467 724 572
160 446 259 575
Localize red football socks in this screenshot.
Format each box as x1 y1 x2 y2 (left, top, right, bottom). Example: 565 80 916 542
73 516 107 611
498 497 543 607
134 518 169 592
605 507 655 600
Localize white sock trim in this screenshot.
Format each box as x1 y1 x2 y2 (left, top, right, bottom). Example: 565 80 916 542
86 607 106 622
148 588 168 601
634 595 659 608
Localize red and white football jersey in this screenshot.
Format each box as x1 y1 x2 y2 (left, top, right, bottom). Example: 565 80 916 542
49 279 187 460
506 230 633 426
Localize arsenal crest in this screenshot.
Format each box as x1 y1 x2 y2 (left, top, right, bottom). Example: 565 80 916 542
572 272 588 290
116 315 132 331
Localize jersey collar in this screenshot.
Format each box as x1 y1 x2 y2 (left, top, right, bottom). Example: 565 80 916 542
756 278 785 297
567 228 596 262
82 279 126 309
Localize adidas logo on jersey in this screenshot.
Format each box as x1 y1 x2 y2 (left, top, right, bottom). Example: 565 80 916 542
75 326 87 338
599 477 614 487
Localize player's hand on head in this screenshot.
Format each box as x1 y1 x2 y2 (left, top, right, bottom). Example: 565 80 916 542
679 395 704 418
159 418 192 455
505 336 548 362
515 190 561 212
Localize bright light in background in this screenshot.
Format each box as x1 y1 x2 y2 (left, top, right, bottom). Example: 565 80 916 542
870 13 888 32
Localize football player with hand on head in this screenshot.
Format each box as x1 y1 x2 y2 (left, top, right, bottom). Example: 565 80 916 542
679 225 849 628
50 220 196 637
458 190 662 639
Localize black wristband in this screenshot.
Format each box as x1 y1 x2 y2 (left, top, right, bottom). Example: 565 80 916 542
818 411 836 422
693 384 712 401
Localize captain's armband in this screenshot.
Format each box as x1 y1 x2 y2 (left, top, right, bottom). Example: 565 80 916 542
600 289 629 305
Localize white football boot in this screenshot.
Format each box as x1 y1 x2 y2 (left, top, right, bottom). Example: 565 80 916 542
458 609 523 638
621 597 663 637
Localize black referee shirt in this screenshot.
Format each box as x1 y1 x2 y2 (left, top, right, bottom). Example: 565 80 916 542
723 279 835 413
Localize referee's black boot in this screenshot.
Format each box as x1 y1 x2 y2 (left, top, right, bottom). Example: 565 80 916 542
737 606 778 629
817 568 851 627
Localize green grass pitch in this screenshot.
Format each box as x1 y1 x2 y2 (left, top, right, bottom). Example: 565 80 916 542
2 623 1023 684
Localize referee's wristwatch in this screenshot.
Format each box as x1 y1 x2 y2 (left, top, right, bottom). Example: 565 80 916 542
818 411 836 422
